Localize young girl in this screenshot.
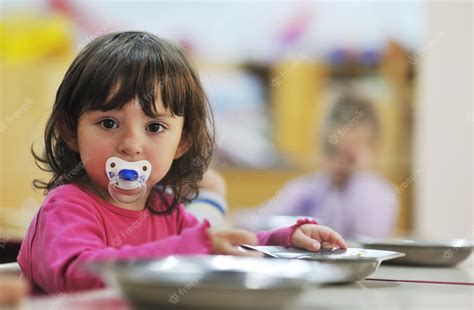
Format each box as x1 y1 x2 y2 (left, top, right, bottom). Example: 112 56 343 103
17 31 347 294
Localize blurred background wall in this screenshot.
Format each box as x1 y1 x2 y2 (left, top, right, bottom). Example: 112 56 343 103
414 2 473 239
0 1 472 246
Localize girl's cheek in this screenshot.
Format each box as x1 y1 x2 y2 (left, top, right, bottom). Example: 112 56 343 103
85 163 107 185
149 155 174 183
82 153 111 188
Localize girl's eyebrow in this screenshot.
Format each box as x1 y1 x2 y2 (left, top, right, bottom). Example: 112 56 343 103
153 111 174 118
89 109 175 118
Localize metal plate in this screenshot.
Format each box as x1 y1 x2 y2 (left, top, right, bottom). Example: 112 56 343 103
243 246 404 261
85 255 314 308
239 246 405 284
358 238 474 267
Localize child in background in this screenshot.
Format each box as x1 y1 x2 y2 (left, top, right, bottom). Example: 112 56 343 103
18 32 347 294
237 93 398 238
187 168 229 228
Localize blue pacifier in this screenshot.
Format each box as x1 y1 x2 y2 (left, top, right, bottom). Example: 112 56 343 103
105 156 152 204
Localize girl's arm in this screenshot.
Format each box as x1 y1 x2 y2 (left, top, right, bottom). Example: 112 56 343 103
255 218 319 247
18 199 212 294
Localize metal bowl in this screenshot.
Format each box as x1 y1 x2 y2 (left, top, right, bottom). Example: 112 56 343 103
85 255 314 309
304 259 381 284
359 238 474 267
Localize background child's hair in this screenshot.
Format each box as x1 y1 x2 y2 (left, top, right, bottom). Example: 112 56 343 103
322 90 380 153
32 31 215 214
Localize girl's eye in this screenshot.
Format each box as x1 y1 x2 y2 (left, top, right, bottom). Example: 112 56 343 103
146 122 165 133
99 119 118 129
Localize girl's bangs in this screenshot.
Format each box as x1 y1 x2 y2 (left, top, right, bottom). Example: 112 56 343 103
77 34 187 118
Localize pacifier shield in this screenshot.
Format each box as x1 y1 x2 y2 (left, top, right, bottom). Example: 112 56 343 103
105 157 152 204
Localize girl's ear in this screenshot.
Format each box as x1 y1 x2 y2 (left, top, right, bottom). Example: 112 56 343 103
58 119 79 152
174 132 193 159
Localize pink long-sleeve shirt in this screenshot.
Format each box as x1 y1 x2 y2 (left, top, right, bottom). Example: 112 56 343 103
18 184 307 294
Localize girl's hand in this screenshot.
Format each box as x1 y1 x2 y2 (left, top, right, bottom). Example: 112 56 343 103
291 224 348 251
0 276 28 306
207 228 263 257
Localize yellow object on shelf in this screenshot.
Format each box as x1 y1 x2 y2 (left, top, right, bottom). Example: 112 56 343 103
270 60 327 169
221 168 308 210
1 11 74 235
0 12 73 64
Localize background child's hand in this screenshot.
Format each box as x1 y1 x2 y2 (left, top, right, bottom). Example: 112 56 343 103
207 228 263 257
291 224 348 251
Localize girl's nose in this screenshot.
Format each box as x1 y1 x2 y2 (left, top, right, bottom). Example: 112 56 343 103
117 130 143 158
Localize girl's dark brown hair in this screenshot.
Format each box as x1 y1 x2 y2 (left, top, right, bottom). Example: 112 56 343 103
32 31 214 214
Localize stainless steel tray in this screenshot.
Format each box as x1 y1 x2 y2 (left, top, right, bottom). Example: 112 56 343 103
85 255 314 308
358 238 474 267
239 246 405 284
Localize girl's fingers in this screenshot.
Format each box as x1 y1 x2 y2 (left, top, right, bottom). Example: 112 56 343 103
321 241 336 249
209 229 262 256
315 227 348 249
299 225 348 249
294 230 321 252
0 277 28 305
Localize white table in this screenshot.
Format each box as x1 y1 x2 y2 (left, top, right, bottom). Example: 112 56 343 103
367 256 474 285
296 257 473 309
24 258 474 309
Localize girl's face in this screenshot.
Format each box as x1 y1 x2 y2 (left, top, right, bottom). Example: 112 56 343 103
72 97 190 210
